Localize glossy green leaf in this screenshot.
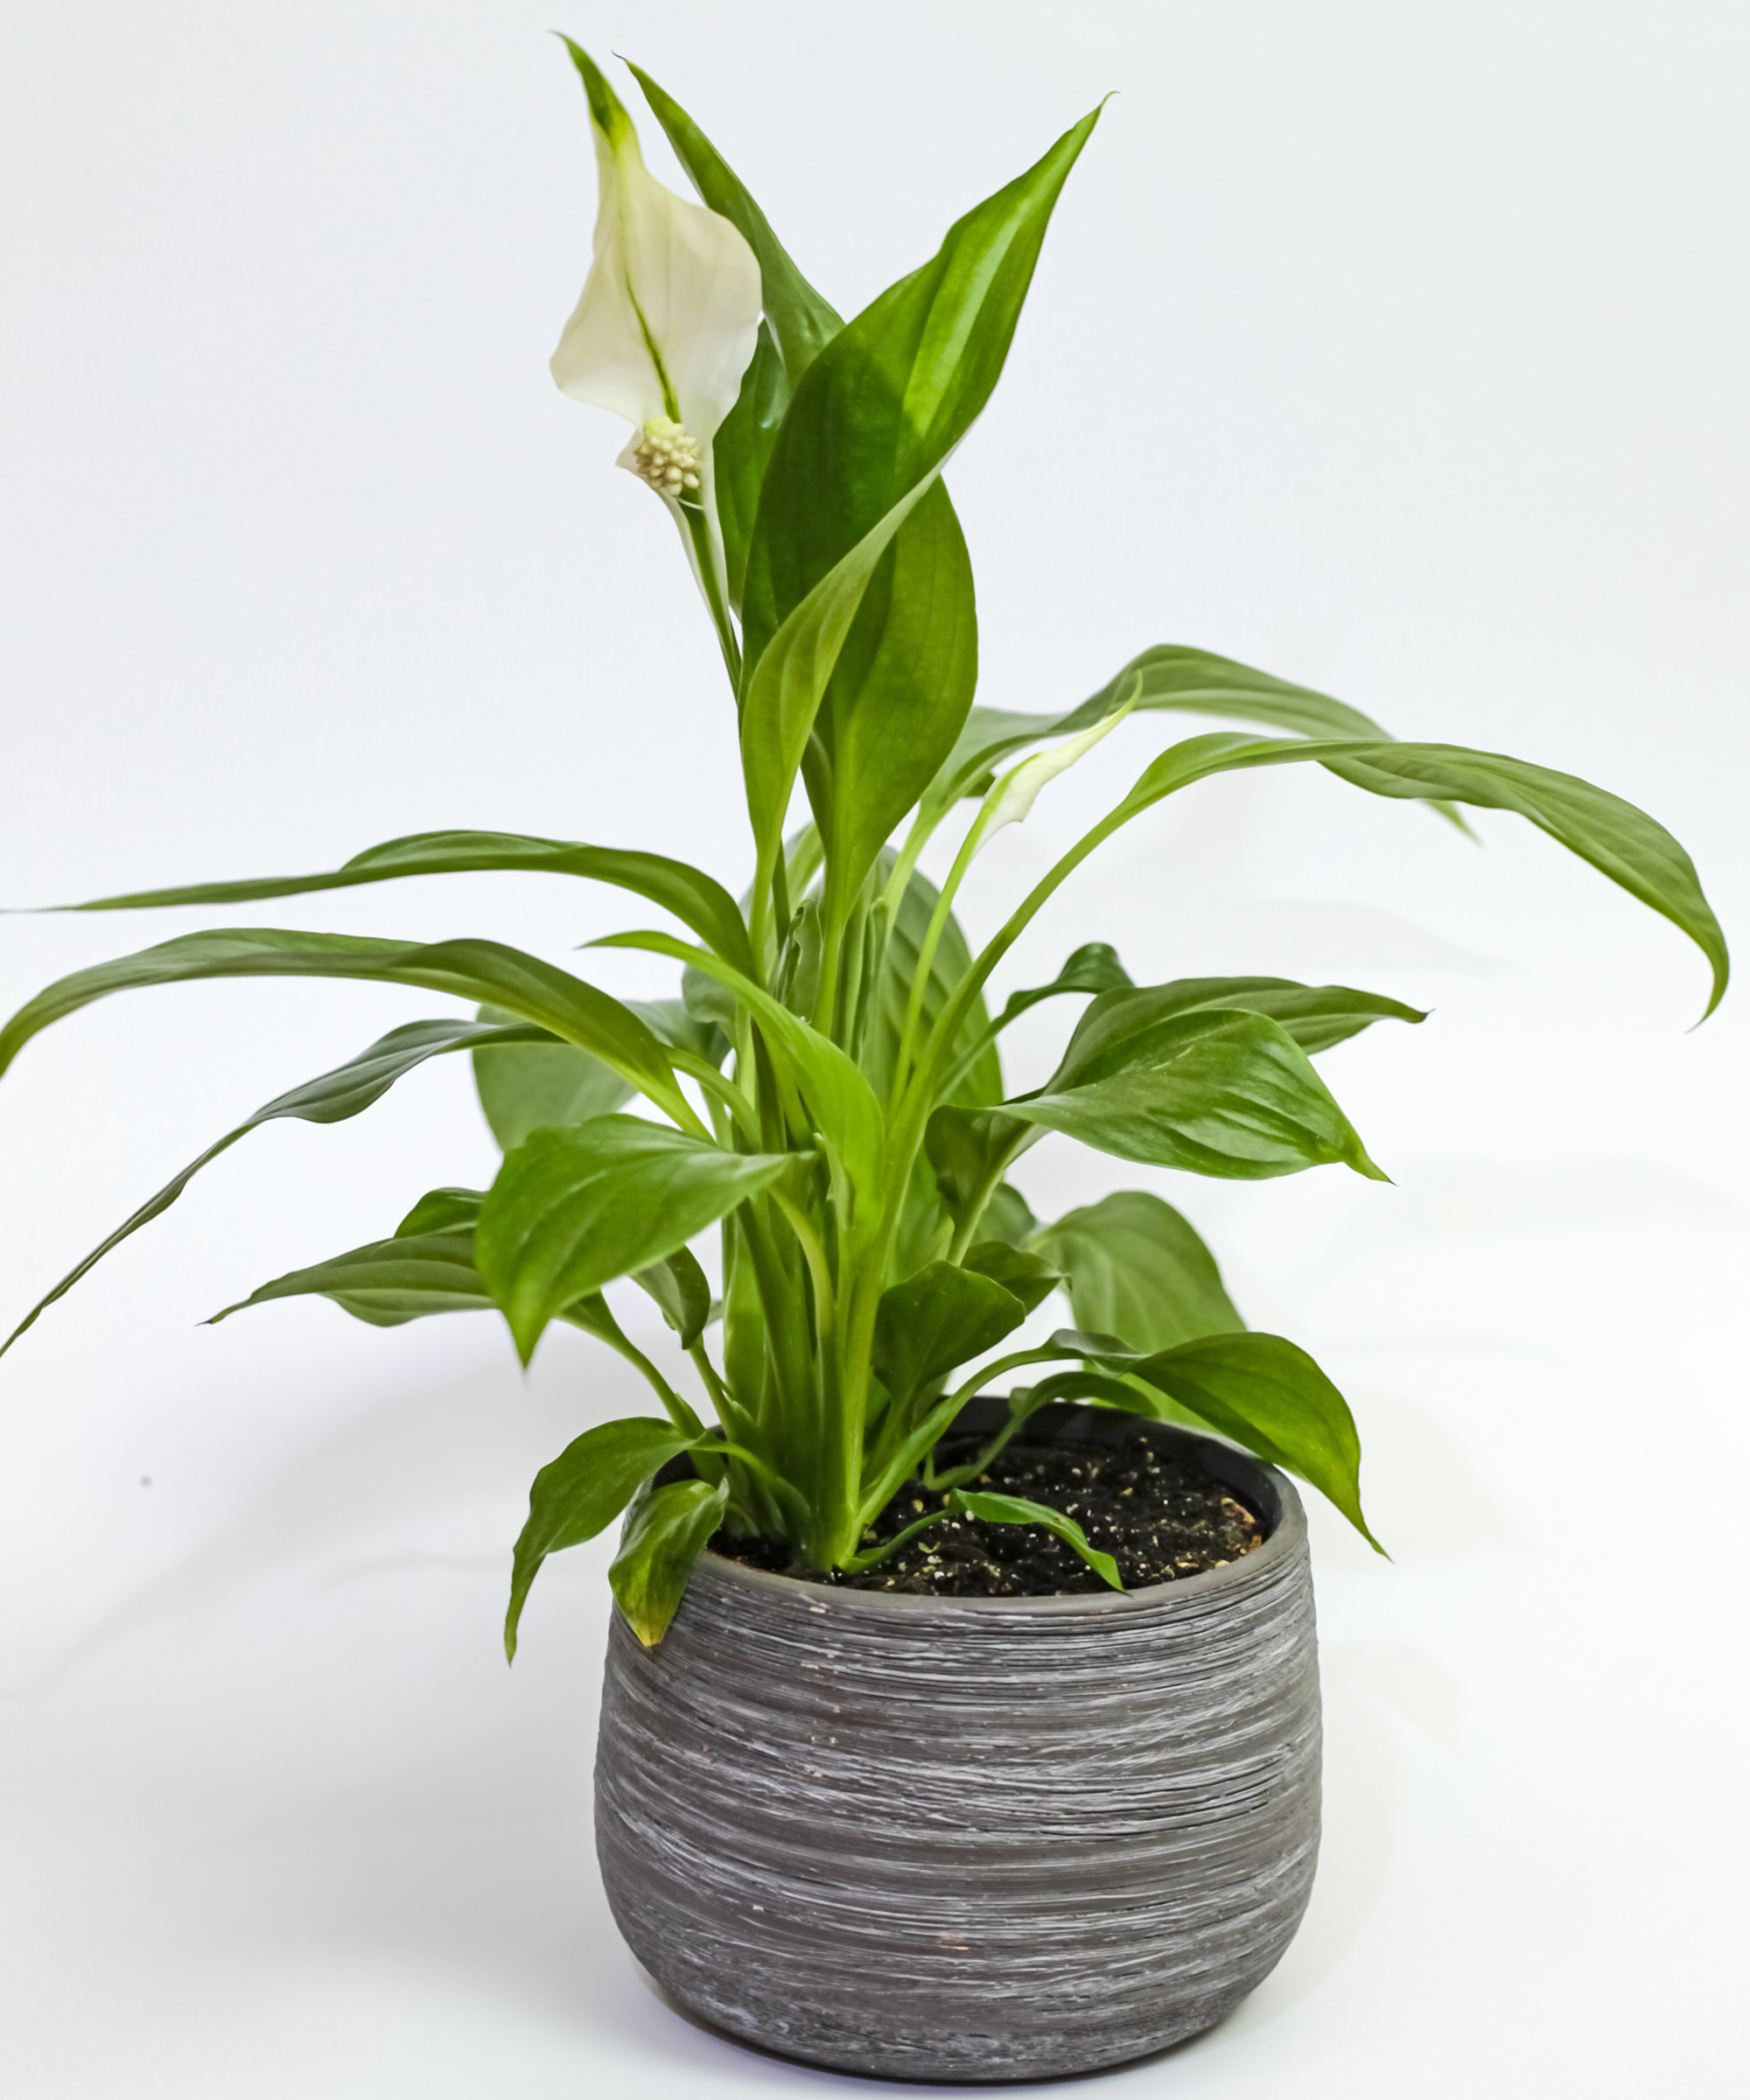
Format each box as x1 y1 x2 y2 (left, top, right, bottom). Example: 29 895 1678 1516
470 991 717 1152
948 1488 1124 1591
740 105 1102 906
472 1018 633 1152
1124 1331 1382 1551
0 928 696 1128
1050 978 1424 1083
871 1260 1027 1409
0 1018 548 1358
924 1104 1037 1228
633 1245 714 1348
1007 1008 1388 1181
979 1181 1039 1246
476 1117 789 1363
738 470 947 900
592 931 886 1232
44 831 753 974
624 60 843 382
610 1474 731 1645
1116 734 1729 1020
996 942 1135 1029
505 1417 699 1658
394 1186 485 1236
209 1230 494 1328
958 1239 1062 1315
712 322 792 612
1030 1191 1243 1354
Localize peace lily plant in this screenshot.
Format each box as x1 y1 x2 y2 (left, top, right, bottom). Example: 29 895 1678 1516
3 46 1726 1656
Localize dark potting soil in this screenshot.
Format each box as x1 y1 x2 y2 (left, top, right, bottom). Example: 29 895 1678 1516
716 1426 1266 1597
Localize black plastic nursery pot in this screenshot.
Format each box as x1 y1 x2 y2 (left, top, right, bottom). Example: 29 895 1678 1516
594 1400 1320 2082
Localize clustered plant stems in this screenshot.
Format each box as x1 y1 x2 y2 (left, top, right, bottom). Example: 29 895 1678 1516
0 44 1726 1651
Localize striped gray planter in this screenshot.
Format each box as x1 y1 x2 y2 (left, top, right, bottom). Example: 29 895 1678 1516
594 1403 1320 2082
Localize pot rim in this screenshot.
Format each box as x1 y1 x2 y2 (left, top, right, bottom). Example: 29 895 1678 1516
695 1408 1307 1621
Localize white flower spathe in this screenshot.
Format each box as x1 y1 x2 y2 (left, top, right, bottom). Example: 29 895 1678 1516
550 46 761 608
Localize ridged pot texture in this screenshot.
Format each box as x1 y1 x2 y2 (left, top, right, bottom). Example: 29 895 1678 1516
594 1404 1320 2082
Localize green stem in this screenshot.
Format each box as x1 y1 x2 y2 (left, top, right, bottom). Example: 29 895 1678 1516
841 1503 954 1573
680 498 743 695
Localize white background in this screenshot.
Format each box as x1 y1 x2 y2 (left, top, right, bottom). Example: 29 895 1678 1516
2 3 1746 2094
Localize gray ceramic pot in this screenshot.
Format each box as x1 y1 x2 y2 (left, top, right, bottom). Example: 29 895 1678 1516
594 1402 1320 2082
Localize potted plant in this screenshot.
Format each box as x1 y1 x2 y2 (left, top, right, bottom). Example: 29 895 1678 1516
1 40 1726 2083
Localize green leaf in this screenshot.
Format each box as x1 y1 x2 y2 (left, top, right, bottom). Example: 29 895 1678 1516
948 1488 1124 1591
472 1014 633 1152
1116 734 1729 1020
872 1260 1026 1409
592 931 886 1238
209 1230 494 1328
712 321 793 613
978 1181 1039 1246
958 1239 1062 1315
42 831 754 974
1008 1007 1388 1181
920 642 1482 836
739 104 1102 908
1051 977 1424 1082
0 927 697 1129
996 942 1135 1029
610 1474 731 1646
394 1186 485 1236
924 1104 1037 1228
1031 1191 1243 1354
633 1245 714 1349
476 1117 790 1363
624 60 844 382
1123 1331 1382 1551
505 1417 699 1659
0 1018 548 1358
738 470 948 905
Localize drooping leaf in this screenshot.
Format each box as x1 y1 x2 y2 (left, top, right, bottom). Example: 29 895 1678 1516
871 1260 1027 1409
1122 1331 1382 1551
1031 1191 1243 1354
624 60 844 382
918 642 1438 831
505 1418 700 1659
0 1018 549 1358
958 1239 1062 1315
948 1488 1124 1591
209 1230 494 1328
0 928 696 1126
1006 1008 1388 1181
476 1117 790 1363
44 831 753 974
996 942 1135 1029
610 1474 731 1646
633 1245 714 1348
1114 733 1729 1020
1050 978 1424 1086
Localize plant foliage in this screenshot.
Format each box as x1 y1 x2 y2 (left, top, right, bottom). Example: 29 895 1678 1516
3 47 1726 1649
